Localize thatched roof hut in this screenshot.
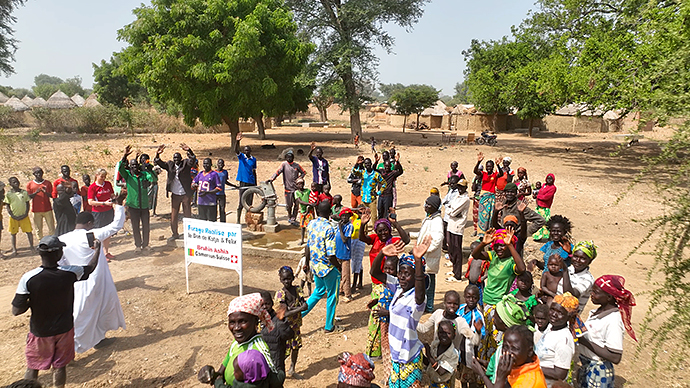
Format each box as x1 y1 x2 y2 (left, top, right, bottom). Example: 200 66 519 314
0 92 8 104
4 96 30 111
554 103 604 117
421 100 448 116
31 97 48 108
21 96 33 106
451 104 477 115
47 90 77 109
71 94 85 107
83 93 102 108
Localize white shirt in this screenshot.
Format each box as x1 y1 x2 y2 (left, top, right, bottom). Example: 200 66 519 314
58 205 127 353
442 189 458 223
417 309 480 350
417 212 444 274
535 325 575 387
579 308 624 361
427 340 460 383
446 191 470 236
171 163 186 196
557 266 594 312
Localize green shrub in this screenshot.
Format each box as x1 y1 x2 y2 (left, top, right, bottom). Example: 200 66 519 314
0 106 28 128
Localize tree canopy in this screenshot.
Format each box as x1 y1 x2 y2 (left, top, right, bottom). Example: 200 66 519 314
390 84 438 131
286 0 430 137
118 0 313 145
32 74 86 99
93 57 147 108
0 0 25 76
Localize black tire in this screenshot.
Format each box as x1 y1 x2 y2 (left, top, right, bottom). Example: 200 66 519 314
488 138 497 146
476 137 486 145
241 186 267 213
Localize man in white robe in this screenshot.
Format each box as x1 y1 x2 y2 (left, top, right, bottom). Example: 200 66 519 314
58 200 126 353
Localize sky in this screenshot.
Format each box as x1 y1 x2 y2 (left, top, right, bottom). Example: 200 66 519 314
2 0 537 96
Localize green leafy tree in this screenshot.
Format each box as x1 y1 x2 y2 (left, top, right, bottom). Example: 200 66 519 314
32 84 59 100
32 74 86 99
390 84 438 132
312 81 341 122
286 0 430 138
34 74 63 86
0 0 26 76
451 81 470 105
118 0 313 145
93 57 147 107
0 85 33 98
379 83 406 103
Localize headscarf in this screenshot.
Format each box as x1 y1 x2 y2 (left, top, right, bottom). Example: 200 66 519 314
496 294 529 327
491 228 518 250
339 208 354 218
425 195 442 213
517 167 527 175
595 275 637 341
545 173 555 184
280 266 294 275
553 292 579 314
227 293 275 332
573 240 598 260
338 352 375 387
236 349 270 383
398 253 426 270
503 156 512 163
374 218 392 235
430 187 440 196
503 215 519 225
295 177 304 185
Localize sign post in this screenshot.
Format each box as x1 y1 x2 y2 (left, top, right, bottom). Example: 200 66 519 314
183 218 243 295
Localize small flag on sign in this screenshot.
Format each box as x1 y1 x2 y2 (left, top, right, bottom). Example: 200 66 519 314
188 248 195 256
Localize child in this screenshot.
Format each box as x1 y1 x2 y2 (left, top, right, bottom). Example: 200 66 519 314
53 183 77 237
12 235 100 388
0 181 5 257
293 178 313 245
418 290 481 351
370 136 376 154
274 266 307 378
350 207 366 291
231 349 284 387
473 325 547 388
80 174 92 212
335 210 354 302
366 256 397 361
532 174 557 241
337 352 377 388
259 291 294 374
424 320 460 388
532 215 573 271
69 181 82 214
532 181 542 199
540 255 564 305
442 161 465 186
531 303 550 343
294 254 313 296
464 241 489 304
331 194 344 217
318 183 333 207
457 285 485 388
5 176 34 255
510 272 538 324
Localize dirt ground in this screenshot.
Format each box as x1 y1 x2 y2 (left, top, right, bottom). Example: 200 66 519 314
0 125 679 387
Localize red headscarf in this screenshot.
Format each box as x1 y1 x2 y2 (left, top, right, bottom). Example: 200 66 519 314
595 275 637 341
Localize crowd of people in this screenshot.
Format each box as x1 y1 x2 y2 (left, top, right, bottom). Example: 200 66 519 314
7 137 635 388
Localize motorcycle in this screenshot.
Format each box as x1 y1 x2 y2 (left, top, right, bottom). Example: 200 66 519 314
475 131 498 146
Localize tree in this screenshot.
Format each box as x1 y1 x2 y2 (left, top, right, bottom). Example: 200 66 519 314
379 83 406 103
93 57 147 107
0 85 33 98
31 74 86 99
452 81 470 104
390 84 438 132
312 81 342 122
286 0 430 138
118 0 313 146
0 0 25 76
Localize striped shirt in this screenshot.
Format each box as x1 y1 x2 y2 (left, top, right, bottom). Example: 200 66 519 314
457 303 486 338
387 274 425 363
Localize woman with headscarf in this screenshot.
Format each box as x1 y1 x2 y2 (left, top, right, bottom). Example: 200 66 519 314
577 275 636 388
359 210 410 360
558 241 597 312
532 174 557 240
536 293 578 387
474 152 504 237
371 236 432 388
515 167 531 201
198 293 283 388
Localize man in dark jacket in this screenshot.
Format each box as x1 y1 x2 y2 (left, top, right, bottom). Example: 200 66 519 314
154 143 196 240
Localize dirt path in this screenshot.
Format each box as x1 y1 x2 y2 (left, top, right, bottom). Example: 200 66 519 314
0 126 671 387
